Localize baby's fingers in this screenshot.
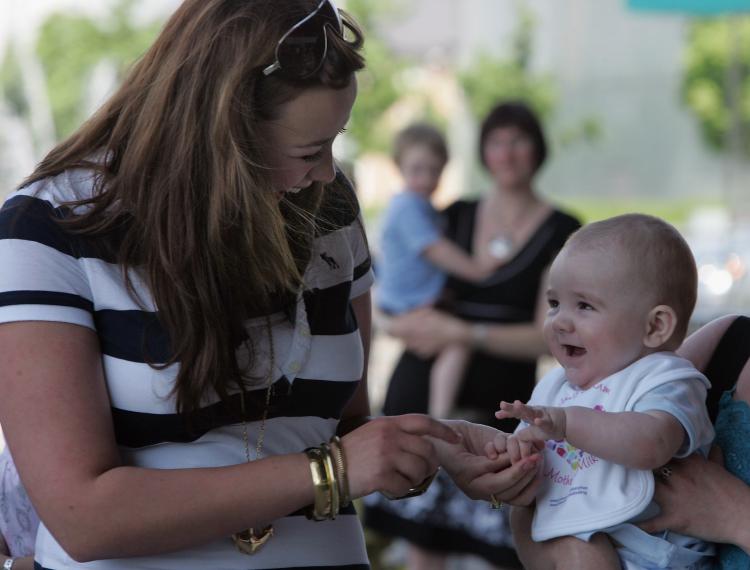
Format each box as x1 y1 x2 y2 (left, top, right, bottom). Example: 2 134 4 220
484 433 508 459
495 400 518 420
496 400 536 422
506 436 524 464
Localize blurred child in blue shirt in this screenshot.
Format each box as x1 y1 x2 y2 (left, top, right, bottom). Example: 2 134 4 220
377 123 497 418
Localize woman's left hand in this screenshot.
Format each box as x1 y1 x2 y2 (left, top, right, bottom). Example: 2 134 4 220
433 420 542 505
388 308 468 358
639 451 750 548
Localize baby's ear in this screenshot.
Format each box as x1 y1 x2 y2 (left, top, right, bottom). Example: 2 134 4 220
643 305 678 349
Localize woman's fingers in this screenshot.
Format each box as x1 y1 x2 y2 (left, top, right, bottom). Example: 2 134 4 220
507 436 523 464
395 413 461 444
637 513 669 534
506 465 543 506
387 452 433 490
455 450 540 501
342 414 458 499
487 457 541 502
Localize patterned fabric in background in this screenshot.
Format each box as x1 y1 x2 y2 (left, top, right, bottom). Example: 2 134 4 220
365 469 516 563
0 445 40 557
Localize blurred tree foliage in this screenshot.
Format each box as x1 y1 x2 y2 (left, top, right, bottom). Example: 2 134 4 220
343 0 410 154
458 4 556 122
0 46 28 118
7 0 600 156
682 17 750 155
27 0 407 153
35 0 160 138
458 2 601 152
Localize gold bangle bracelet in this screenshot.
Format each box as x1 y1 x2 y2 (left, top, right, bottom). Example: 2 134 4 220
321 443 340 519
305 447 331 521
328 436 351 507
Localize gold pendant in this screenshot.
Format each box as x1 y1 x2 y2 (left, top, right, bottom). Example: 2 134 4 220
232 525 274 555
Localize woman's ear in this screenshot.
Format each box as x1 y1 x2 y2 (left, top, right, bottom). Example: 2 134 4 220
644 305 678 349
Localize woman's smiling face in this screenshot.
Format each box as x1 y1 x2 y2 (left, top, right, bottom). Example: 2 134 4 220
263 78 357 196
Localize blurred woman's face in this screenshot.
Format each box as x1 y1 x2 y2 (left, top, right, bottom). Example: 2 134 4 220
482 126 537 191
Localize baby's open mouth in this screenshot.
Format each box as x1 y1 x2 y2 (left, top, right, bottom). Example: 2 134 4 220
563 344 586 357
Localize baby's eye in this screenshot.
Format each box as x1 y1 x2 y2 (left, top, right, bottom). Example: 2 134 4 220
577 301 594 311
547 299 559 309
301 150 324 163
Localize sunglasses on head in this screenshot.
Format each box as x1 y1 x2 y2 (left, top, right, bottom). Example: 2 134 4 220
262 0 343 79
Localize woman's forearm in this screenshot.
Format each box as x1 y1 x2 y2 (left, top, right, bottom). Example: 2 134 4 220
48 453 313 562
63 292 375 561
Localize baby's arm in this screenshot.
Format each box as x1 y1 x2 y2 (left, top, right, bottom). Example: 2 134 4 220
423 238 496 282
498 400 685 470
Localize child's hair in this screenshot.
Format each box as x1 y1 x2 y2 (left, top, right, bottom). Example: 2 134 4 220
565 213 697 343
392 123 449 167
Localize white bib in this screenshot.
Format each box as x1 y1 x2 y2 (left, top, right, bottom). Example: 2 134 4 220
529 352 710 541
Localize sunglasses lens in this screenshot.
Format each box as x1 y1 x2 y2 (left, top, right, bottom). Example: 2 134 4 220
276 29 327 78
275 1 341 78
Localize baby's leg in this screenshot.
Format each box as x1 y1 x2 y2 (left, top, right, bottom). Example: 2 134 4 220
428 344 470 418
552 533 621 570
511 506 621 570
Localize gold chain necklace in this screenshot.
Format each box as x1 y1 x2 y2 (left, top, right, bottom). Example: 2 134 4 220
232 316 276 555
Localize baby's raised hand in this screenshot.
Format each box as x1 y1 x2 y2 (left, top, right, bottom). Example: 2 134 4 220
496 400 567 442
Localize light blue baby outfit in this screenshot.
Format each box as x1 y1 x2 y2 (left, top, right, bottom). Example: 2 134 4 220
376 191 445 314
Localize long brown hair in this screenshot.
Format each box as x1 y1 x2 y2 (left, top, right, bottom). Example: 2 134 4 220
22 0 365 414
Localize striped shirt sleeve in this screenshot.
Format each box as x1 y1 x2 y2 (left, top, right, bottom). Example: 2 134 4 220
0 191 95 329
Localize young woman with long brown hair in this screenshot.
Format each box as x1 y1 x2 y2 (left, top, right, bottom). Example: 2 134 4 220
0 1 542 568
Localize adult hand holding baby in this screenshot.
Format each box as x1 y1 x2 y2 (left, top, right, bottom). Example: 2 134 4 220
435 420 543 506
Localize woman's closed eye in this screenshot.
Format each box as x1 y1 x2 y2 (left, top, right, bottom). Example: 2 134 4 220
300 149 324 162
300 128 346 162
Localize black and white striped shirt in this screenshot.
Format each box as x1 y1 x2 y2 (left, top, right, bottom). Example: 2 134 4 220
0 168 373 569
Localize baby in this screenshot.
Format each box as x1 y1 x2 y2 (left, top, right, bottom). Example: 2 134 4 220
377 123 497 418
488 213 715 569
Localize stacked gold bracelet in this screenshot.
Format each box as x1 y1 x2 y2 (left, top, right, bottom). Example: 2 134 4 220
305 436 351 521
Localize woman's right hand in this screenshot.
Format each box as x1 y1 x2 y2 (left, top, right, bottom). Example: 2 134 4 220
341 414 460 499
435 420 542 505
638 451 750 549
